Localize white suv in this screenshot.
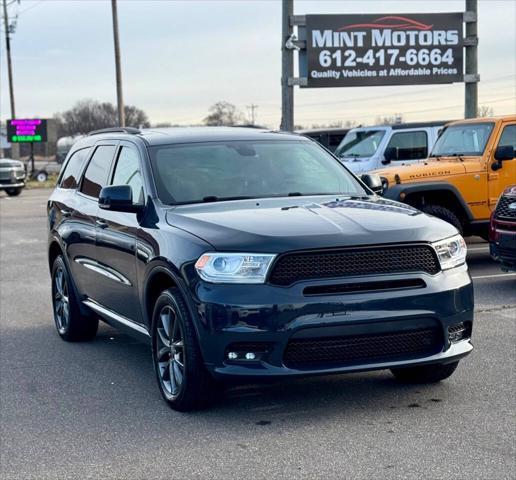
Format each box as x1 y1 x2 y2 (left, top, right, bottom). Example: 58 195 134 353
335 122 446 174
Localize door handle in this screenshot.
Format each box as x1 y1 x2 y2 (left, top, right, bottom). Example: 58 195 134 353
60 209 71 217
96 219 108 229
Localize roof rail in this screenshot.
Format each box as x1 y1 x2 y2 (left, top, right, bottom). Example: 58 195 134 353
88 127 141 136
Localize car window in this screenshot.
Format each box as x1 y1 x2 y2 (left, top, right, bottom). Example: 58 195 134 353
111 146 144 204
328 133 346 148
386 131 428 161
336 130 385 158
80 145 117 198
498 124 516 152
431 123 494 156
149 140 366 205
59 148 90 189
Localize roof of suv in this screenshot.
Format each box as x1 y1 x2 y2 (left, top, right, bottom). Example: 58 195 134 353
84 126 305 147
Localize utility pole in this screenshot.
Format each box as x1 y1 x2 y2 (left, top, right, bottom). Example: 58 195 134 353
464 0 478 118
111 0 125 127
247 104 258 125
280 0 294 131
2 0 19 158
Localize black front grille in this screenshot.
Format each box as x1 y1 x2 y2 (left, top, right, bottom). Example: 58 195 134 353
495 195 516 219
283 328 443 369
269 245 440 286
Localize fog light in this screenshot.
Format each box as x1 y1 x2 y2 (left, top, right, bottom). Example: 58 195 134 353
245 352 256 360
227 352 238 360
448 322 472 343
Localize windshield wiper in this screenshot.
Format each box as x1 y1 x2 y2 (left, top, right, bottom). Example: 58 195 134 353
201 195 255 203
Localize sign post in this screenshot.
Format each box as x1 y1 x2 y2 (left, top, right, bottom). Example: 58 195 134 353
282 2 479 125
464 0 478 118
281 0 294 131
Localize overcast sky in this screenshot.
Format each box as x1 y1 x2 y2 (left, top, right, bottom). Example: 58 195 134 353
1 0 515 128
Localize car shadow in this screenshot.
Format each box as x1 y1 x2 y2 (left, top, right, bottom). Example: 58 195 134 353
1 320 461 429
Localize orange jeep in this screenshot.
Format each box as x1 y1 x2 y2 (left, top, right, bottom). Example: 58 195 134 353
374 115 516 238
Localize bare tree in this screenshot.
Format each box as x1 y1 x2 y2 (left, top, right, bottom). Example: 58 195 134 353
203 101 243 126
375 114 404 125
477 105 494 117
54 99 150 136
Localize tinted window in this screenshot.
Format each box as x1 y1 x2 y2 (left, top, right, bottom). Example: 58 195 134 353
498 124 516 151
386 131 428 161
59 148 90 189
432 123 494 156
149 140 365 205
80 145 116 198
328 133 346 148
111 147 144 204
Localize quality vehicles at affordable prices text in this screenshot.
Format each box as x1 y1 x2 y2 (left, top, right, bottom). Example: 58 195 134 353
375 115 516 238
48 127 473 411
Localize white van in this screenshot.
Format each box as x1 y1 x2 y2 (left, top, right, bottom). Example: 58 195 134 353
334 122 446 174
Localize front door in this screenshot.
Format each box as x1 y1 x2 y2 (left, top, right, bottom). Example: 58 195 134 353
94 142 145 324
488 122 516 210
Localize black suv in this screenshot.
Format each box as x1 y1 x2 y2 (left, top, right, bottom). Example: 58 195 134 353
48 127 474 411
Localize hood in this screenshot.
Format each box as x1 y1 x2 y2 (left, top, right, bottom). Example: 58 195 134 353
0 159 24 168
166 195 457 252
373 157 481 185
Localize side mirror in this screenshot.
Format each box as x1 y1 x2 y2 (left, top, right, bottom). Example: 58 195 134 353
494 145 515 161
99 185 140 213
492 145 515 171
361 174 383 195
382 147 398 164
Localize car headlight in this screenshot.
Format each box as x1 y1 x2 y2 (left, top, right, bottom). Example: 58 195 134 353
195 253 276 284
432 234 467 270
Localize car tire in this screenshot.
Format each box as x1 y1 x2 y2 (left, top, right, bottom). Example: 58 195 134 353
391 361 459 384
5 187 22 197
51 255 98 341
422 205 463 234
152 288 219 411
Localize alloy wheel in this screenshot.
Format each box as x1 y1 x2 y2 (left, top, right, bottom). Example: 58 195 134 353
53 266 70 334
156 305 185 399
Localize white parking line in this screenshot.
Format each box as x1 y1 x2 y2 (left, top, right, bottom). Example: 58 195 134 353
471 272 516 280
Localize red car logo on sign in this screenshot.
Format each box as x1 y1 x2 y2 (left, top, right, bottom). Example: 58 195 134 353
339 16 433 31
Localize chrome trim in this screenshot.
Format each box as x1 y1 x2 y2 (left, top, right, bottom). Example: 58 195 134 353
0 182 25 188
83 298 149 337
74 257 132 286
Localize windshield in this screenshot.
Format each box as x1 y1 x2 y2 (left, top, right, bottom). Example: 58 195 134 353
148 140 366 205
431 122 494 156
335 130 385 159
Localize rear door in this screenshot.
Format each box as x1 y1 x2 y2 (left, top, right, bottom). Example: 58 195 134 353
71 142 118 300
49 147 92 293
93 141 145 324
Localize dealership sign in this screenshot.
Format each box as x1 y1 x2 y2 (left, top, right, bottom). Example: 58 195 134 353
7 119 48 142
303 13 463 88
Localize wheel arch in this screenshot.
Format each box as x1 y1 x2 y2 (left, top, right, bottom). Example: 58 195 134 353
384 182 473 224
143 262 202 343
48 239 64 274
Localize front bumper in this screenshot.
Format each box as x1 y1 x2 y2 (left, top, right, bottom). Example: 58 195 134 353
189 265 474 380
490 219 516 270
0 181 25 190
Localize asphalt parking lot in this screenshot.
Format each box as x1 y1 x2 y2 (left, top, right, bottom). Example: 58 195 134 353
1 189 515 480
